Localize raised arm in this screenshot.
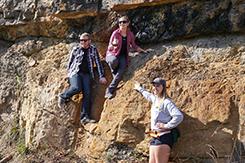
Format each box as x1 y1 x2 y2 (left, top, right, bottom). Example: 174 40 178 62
134 82 155 103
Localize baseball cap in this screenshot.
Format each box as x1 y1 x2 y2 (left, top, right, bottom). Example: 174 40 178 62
151 77 166 87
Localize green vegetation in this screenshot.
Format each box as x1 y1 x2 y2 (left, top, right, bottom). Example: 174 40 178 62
10 125 19 141
16 75 21 85
105 143 147 162
8 117 29 155
17 138 28 155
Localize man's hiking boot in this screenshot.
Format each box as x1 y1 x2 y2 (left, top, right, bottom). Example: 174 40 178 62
104 90 115 99
80 117 96 124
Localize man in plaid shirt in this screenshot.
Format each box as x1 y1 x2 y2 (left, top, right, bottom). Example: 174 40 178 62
59 33 107 124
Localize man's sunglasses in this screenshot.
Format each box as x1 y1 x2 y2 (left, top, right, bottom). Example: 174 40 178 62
119 20 128 24
80 39 89 42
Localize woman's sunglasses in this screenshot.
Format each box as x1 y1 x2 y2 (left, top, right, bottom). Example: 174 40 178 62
153 83 161 87
119 20 128 24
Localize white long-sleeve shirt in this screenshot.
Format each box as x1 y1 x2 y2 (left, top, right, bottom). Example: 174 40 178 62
137 86 183 131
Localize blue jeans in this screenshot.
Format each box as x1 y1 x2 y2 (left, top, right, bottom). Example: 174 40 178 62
60 72 91 119
106 55 127 94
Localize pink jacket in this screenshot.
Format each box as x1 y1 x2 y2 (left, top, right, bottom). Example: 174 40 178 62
106 28 139 58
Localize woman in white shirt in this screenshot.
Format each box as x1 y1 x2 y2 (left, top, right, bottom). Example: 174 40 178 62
134 78 183 163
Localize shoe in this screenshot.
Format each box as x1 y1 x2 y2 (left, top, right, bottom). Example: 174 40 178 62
80 117 86 124
80 117 96 124
58 96 66 108
87 119 96 123
104 92 114 99
80 113 85 120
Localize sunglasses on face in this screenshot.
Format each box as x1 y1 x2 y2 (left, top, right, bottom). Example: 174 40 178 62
119 20 128 24
80 39 89 42
153 83 161 87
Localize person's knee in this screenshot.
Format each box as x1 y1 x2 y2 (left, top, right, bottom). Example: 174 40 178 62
106 55 118 70
70 86 81 93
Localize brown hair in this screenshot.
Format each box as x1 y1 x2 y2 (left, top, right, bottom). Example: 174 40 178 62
80 32 90 39
119 15 129 22
161 85 167 98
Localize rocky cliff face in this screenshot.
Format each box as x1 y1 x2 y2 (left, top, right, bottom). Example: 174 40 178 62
0 0 244 162
76 35 245 162
0 0 244 41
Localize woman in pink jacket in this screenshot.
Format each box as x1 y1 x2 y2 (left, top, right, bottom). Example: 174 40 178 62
105 16 145 99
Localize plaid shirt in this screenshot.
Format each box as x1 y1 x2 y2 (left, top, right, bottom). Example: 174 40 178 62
67 45 104 79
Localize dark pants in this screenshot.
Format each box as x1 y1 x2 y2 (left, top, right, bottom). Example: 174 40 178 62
60 72 91 119
150 133 173 148
106 55 127 94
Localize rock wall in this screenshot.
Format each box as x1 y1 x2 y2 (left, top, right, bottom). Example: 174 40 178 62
0 0 244 41
1 34 242 162
75 35 245 162
0 0 244 162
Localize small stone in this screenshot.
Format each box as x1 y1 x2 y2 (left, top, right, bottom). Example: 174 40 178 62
29 58 36 67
